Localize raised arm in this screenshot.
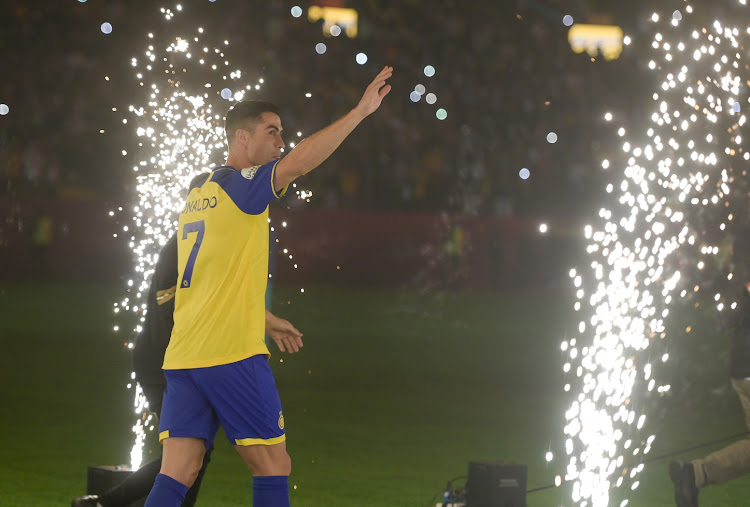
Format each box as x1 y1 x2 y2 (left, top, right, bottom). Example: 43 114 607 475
273 66 393 191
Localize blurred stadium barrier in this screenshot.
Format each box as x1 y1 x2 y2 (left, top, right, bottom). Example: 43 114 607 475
0 196 579 289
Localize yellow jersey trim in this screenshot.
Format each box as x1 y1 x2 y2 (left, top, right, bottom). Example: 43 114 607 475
159 430 170 442
235 434 286 446
270 159 289 199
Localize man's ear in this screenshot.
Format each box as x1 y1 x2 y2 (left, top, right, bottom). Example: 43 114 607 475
235 129 246 146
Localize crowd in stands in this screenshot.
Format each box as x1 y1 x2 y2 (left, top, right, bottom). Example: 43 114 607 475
2 0 663 221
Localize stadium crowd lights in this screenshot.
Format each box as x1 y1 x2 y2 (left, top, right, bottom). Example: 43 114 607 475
559 3 748 505
112 4 307 470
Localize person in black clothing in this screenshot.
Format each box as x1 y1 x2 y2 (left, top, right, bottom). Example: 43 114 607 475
669 234 750 507
73 174 303 507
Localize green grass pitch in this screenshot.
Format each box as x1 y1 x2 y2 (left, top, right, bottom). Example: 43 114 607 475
1 282 749 506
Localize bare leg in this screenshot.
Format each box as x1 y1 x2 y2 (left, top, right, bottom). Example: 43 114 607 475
235 442 291 506
160 437 207 487
234 441 291 476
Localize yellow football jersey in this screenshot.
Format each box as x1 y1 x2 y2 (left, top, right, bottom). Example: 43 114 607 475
163 161 286 370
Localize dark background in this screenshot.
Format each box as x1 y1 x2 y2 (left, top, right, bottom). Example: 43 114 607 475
3 2 750 506
0 0 670 287
2 0 748 287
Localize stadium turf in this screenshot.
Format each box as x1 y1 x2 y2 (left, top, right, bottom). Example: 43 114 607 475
1 282 749 506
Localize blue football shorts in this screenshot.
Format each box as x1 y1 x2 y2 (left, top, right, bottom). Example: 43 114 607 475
159 355 286 449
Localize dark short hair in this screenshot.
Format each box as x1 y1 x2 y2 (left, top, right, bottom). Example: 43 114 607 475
224 100 280 147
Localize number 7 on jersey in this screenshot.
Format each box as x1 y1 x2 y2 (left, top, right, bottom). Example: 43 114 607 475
180 220 205 288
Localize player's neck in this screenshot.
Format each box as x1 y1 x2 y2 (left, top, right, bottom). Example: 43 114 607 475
225 154 246 169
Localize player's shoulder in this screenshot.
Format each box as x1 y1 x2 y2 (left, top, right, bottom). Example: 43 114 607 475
207 165 236 183
201 161 279 214
211 162 276 183
186 166 238 197
208 165 256 189
210 162 278 194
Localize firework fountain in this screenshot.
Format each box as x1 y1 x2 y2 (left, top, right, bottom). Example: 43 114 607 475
561 2 749 505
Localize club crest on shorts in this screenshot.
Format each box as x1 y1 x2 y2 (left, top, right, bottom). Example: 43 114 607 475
241 166 260 180
278 411 285 430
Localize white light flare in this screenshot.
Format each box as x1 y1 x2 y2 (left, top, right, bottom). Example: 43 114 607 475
562 7 747 506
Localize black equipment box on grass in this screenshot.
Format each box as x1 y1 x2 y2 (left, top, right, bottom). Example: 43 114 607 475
466 461 527 507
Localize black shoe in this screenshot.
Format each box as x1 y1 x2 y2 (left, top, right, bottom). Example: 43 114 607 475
71 495 102 507
669 461 699 507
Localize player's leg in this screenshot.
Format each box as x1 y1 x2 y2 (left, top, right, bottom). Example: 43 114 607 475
235 441 291 475
142 440 210 507
193 355 290 506
144 437 206 507
142 380 213 507
236 442 291 506
183 446 213 507
145 370 218 507
158 437 206 487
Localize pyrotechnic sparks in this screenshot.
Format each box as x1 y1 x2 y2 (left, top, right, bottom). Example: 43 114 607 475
561 3 749 506
114 7 250 470
112 4 310 469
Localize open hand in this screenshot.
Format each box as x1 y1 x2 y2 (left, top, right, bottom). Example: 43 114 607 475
355 66 393 117
266 310 304 353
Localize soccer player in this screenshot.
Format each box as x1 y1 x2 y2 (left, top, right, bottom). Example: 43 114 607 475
145 66 393 507
72 175 303 507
